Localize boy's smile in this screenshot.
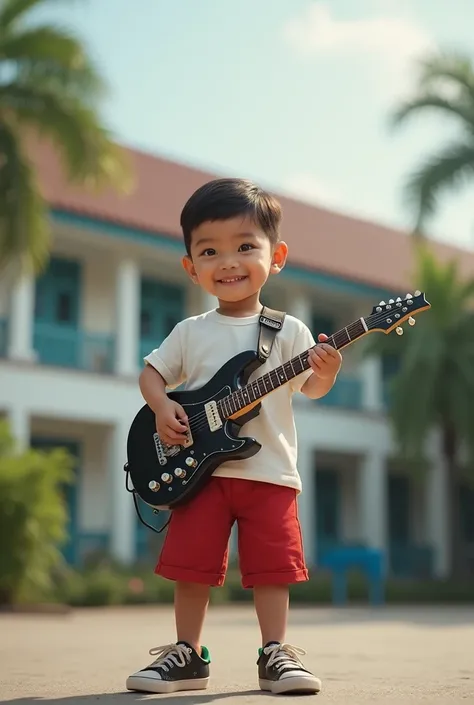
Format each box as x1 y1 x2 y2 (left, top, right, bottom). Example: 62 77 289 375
182 215 288 315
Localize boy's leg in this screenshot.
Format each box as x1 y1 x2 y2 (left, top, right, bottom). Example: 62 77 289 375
174 581 210 654
236 479 321 695
126 478 233 694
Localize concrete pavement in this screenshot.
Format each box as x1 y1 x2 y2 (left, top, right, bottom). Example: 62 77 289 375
1 605 473 704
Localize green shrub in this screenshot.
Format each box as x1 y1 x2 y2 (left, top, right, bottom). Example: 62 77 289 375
51 561 474 607
0 422 73 605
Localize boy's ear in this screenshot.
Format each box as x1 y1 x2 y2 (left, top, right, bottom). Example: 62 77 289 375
182 255 199 284
270 241 288 274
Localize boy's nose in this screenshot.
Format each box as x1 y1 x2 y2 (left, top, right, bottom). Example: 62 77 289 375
219 257 239 269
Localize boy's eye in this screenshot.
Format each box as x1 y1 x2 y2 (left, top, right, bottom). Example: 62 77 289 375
201 248 216 256
239 243 254 252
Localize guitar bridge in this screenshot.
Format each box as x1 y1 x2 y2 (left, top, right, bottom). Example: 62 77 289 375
153 427 193 466
205 401 223 432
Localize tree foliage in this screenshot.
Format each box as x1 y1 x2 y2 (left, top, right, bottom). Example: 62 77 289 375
391 50 474 234
0 420 74 604
0 0 133 273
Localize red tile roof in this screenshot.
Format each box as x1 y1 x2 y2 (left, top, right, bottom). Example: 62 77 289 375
29 138 473 291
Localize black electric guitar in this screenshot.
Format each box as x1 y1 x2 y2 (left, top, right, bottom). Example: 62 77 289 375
125 291 430 511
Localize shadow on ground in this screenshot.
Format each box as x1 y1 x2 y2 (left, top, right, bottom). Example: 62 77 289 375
0 692 271 705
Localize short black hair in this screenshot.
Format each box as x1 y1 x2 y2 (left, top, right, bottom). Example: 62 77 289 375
180 178 282 256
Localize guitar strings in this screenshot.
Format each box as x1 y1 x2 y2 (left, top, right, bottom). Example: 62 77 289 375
168 306 416 441
180 306 413 437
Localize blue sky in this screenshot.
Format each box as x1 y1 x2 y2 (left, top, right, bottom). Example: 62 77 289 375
36 0 474 248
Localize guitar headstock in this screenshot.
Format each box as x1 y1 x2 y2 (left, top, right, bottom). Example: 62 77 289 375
365 291 431 335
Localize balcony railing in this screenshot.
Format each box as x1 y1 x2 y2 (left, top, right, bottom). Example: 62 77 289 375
33 322 115 373
0 318 7 357
317 374 363 410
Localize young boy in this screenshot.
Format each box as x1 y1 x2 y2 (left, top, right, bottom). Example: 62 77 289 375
126 178 342 696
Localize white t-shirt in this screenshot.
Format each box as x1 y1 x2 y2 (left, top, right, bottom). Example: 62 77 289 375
144 309 316 493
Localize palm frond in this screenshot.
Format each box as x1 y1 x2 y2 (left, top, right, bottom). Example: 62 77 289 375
390 94 474 133
416 51 474 101
0 0 47 28
0 81 132 192
0 25 105 100
0 119 50 273
402 142 474 231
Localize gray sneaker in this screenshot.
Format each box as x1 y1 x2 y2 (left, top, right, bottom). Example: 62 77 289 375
257 641 321 695
126 641 210 694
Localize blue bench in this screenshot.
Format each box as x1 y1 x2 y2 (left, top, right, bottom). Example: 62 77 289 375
318 546 385 606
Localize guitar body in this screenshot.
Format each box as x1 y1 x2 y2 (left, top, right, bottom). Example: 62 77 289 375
125 292 431 514
126 350 264 510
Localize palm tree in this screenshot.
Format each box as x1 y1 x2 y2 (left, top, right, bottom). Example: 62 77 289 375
371 244 474 577
0 0 132 273
391 51 474 235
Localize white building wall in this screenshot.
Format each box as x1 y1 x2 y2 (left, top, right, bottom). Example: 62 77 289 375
0 223 450 576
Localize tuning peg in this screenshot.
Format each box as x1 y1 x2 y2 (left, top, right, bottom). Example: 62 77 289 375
415 290 421 296
408 317 415 326
396 326 403 336
389 298 394 304
379 300 386 306
406 293 413 299
396 297 402 302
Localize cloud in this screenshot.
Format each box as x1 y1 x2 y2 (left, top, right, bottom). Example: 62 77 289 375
282 3 435 97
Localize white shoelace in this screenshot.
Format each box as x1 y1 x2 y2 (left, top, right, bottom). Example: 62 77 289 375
147 643 192 672
264 643 307 672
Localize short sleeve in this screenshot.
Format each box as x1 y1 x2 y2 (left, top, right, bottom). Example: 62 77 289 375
289 320 316 394
143 323 185 389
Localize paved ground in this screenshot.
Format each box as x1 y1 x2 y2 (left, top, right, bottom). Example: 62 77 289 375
1 605 473 704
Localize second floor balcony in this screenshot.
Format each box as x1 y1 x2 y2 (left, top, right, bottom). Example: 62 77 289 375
0 249 390 414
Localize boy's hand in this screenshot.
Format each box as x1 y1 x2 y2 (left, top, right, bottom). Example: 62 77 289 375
155 398 189 446
308 333 342 380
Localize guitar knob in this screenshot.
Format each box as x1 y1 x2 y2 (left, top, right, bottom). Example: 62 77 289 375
185 456 197 468
408 317 416 326
148 480 160 492
161 473 172 483
174 468 186 478
396 327 403 336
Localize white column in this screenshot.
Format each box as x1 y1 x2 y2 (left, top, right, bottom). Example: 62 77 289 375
109 421 136 564
7 273 36 361
298 442 316 567
425 447 449 577
289 290 312 326
360 355 383 411
8 406 30 450
115 258 140 377
359 451 387 555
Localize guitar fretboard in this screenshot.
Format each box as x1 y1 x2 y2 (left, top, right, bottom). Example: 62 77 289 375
216 317 367 419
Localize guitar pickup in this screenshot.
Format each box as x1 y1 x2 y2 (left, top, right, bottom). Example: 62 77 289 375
205 401 223 432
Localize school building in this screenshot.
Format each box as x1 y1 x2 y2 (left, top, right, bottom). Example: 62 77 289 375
1 139 473 578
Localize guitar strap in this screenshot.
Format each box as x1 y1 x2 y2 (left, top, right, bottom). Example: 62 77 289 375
257 306 286 363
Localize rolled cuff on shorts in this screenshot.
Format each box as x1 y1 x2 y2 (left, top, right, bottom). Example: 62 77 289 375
155 561 226 587
241 567 309 589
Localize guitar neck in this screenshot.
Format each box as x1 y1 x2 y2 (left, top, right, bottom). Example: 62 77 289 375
217 317 369 420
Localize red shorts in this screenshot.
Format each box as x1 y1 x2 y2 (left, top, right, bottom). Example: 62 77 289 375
155 477 308 589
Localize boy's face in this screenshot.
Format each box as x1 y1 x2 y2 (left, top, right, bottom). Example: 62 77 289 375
182 216 288 305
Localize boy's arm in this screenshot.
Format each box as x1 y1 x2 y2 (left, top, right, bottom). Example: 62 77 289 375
301 367 337 399
139 364 169 413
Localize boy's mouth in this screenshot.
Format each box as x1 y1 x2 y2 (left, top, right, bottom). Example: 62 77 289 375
217 276 248 284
